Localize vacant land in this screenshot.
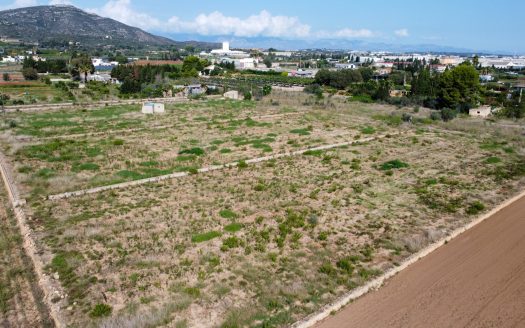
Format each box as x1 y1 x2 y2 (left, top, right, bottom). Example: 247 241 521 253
0 92 524 327
317 194 525 328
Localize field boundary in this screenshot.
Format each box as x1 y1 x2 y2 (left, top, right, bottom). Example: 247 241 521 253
291 188 525 328
0 152 66 328
48 131 408 201
3 96 190 113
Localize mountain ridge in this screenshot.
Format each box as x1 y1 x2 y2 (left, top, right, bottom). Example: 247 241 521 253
0 5 216 49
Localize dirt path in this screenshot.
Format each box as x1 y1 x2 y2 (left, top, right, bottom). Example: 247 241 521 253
0 185 54 327
315 193 525 328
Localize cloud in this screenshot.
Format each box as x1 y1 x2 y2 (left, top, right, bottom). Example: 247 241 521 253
167 10 310 38
86 0 161 30
49 0 73 5
1 0 38 10
395 28 409 37
85 0 375 40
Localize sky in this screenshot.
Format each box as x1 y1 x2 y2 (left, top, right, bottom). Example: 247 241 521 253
1 0 524 53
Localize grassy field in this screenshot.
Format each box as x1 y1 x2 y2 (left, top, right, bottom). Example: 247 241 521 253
0 91 524 327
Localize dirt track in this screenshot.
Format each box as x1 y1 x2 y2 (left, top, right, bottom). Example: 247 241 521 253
317 194 525 328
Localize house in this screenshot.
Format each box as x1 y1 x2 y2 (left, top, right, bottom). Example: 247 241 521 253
469 106 491 118
237 58 256 69
335 63 358 70
141 102 165 114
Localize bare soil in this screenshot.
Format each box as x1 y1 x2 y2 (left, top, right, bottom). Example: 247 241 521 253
316 194 525 328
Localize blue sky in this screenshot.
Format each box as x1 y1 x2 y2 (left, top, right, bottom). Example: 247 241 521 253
1 0 524 53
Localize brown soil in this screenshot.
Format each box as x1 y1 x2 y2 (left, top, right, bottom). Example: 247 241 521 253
317 194 525 328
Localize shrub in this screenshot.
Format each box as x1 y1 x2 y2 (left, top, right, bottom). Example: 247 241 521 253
319 262 336 275
466 201 485 215
222 236 240 250
336 259 354 274
219 209 238 219
178 147 205 156
430 111 441 121
361 126 375 134
243 91 252 101
90 303 112 318
191 231 221 243
379 159 409 170
224 223 243 233
237 160 248 169
441 108 457 122
113 139 124 146
485 156 501 164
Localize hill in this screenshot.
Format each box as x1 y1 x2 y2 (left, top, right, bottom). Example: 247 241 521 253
0 5 215 49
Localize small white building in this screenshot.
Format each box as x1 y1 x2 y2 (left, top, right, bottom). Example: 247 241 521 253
142 102 165 114
469 106 491 118
224 90 240 100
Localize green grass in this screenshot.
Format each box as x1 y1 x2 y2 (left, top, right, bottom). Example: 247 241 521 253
224 223 243 233
178 148 205 156
379 159 409 170
191 231 222 243
485 156 501 164
90 303 112 318
72 162 100 172
290 128 311 136
361 126 376 134
219 209 238 219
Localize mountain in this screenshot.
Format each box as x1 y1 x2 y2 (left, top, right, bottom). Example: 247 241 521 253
0 5 215 48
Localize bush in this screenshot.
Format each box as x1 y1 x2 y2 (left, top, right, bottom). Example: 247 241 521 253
90 303 112 318
112 139 124 146
440 108 458 122
379 159 409 170
466 201 485 215
22 67 38 80
222 236 240 250
430 111 441 121
178 147 205 156
243 91 252 101
192 231 221 243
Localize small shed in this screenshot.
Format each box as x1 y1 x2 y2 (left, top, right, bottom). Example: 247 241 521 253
142 102 165 114
223 90 239 100
469 106 491 118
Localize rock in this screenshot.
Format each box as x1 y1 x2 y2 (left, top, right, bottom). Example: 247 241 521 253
53 272 59 280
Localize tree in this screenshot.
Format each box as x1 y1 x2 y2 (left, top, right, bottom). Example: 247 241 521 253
71 54 94 82
358 67 374 82
182 56 208 77
263 57 272 68
22 67 38 80
411 68 434 97
373 80 391 101
437 63 480 110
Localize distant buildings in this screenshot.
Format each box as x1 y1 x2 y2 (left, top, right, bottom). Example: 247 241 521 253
209 42 249 58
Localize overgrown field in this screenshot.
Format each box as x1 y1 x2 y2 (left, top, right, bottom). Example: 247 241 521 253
1 92 524 327
0 188 53 327
2 97 405 198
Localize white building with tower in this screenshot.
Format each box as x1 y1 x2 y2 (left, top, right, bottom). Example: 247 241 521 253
209 42 249 58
